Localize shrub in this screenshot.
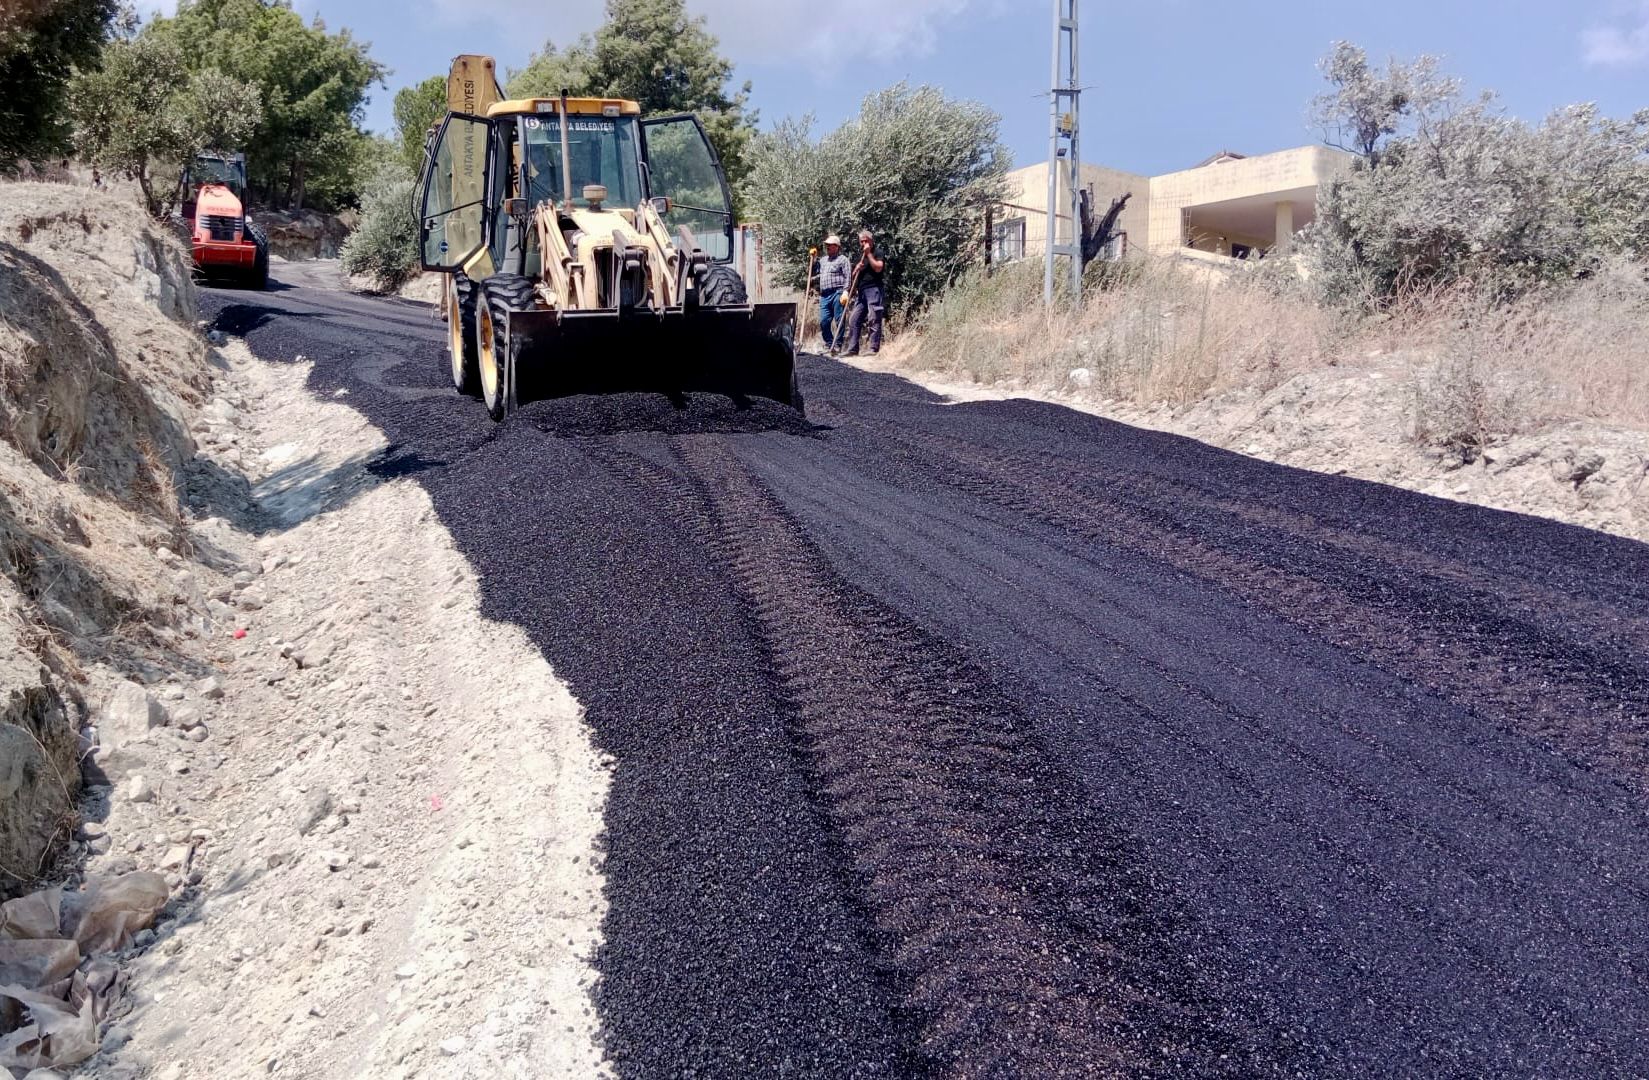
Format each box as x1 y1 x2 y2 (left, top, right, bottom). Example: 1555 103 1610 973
339 163 420 291
903 253 1649 453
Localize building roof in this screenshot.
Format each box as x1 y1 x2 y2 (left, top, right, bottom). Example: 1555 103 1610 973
1194 150 1248 167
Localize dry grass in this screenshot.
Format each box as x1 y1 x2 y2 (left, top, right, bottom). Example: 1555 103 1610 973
905 255 1649 447
914 258 1344 406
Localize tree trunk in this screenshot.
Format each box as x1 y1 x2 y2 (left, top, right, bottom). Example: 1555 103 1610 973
136 163 158 218
292 159 307 211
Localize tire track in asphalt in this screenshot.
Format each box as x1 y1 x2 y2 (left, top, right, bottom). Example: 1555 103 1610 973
839 412 1649 795
749 442 1649 902
582 434 1270 1079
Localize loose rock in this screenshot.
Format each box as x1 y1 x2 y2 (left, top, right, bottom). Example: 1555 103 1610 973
127 775 155 804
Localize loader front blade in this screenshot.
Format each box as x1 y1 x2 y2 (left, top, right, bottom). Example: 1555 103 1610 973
506 301 800 412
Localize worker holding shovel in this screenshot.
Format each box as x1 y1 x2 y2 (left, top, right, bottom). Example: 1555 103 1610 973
843 229 887 357
813 235 852 355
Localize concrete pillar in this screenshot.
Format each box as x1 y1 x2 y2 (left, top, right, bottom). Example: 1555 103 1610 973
1274 200 1296 253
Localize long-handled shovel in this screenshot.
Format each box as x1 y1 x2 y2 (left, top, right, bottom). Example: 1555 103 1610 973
799 246 818 349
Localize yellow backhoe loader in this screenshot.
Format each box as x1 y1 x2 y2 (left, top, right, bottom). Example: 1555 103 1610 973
415 55 801 420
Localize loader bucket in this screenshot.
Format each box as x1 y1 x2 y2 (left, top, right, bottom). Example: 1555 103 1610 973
506 301 801 412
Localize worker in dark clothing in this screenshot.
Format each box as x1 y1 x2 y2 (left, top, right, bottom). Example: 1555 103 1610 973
843 229 886 357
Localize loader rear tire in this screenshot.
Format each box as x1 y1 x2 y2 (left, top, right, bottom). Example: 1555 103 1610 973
479 274 536 422
695 263 748 307
449 273 481 396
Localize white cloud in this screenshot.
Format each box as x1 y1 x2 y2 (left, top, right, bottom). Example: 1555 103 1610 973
1581 1 1649 67
417 0 971 66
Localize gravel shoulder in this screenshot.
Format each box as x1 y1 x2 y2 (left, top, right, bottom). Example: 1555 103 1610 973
89 340 611 1079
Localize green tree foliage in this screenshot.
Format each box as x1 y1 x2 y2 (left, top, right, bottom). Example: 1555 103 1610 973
742 83 1011 316
0 0 117 162
1307 42 1649 305
507 39 596 102
1312 41 1460 165
339 161 419 290
392 74 445 170
69 33 262 214
303 127 396 211
151 0 385 209
508 0 756 187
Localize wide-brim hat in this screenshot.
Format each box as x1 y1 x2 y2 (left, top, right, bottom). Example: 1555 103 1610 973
825 235 841 246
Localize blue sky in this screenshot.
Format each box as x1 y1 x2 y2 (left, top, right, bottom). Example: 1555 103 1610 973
152 0 1648 175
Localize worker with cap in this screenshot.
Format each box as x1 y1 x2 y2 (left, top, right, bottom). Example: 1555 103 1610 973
813 234 851 355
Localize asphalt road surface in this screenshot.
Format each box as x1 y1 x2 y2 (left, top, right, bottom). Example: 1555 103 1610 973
204 265 1649 1078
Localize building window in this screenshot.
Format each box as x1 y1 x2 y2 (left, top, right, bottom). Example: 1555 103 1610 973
991 217 1026 263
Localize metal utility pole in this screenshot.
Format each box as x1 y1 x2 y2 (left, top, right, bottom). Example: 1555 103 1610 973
1044 0 1082 307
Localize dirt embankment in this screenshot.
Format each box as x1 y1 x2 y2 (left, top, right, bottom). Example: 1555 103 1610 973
254 208 355 262
0 183 204 894
0 182 609 1077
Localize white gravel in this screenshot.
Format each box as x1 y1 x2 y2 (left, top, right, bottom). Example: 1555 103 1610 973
85 341 614 1079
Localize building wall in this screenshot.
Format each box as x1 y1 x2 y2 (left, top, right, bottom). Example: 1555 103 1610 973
1146 146 1352 254
1000 161 1150 261
997 146 1354 263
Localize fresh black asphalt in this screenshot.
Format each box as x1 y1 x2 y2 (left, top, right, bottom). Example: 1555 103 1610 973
203 267 1649 1078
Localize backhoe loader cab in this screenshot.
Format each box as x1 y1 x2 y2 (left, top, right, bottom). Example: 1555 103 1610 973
415 92 800 420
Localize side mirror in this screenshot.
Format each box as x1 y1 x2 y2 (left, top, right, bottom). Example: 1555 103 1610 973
649 196 671 215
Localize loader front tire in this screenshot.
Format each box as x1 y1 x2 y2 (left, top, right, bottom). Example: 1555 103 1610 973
247 223 269 290
695 263 748 307
478 274 536 422
449 273 481 396
786 368 805 415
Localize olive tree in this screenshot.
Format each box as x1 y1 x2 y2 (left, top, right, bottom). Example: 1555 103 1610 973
69 32 262 215
1306 42 1649 305
742 83 1010 317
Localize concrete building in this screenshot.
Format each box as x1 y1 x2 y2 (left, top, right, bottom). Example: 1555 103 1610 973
995 145 1354 265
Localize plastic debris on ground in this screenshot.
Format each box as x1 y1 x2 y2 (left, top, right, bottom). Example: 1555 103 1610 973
0 872 168 1074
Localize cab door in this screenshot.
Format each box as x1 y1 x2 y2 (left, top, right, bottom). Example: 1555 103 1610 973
640 115 734 262
416 112 496 272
